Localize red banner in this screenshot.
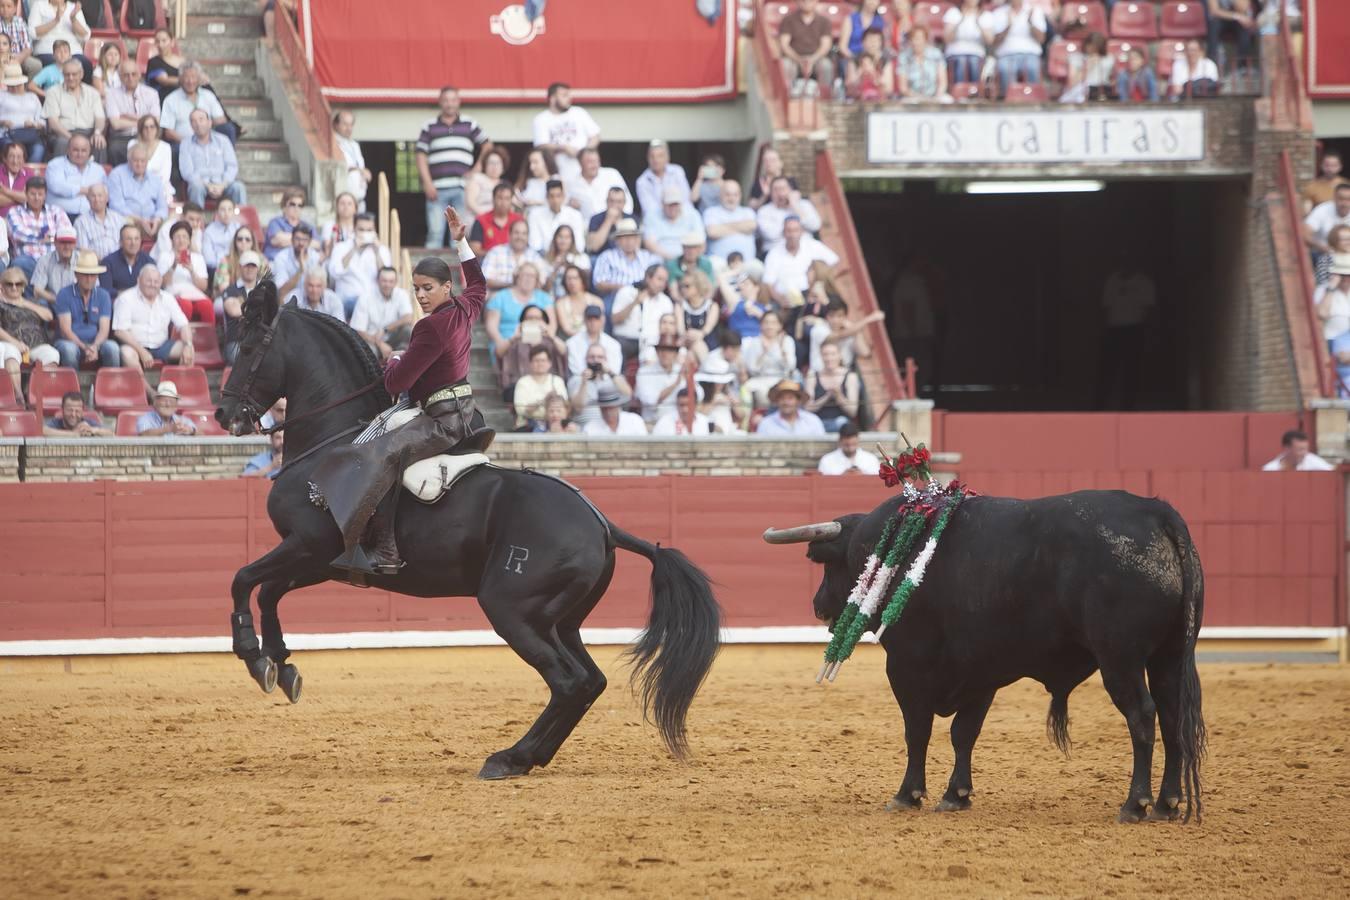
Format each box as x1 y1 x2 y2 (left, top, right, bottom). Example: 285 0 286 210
1307 0 1350 99
298 0 737 104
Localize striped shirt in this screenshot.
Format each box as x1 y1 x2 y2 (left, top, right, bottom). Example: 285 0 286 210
591 247 660 299
415 115 488 191
0 15 30 55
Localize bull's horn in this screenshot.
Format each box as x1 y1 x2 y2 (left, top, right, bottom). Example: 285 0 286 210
762 521 843 544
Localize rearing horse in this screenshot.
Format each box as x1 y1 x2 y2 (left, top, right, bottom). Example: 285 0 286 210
215 282 722 777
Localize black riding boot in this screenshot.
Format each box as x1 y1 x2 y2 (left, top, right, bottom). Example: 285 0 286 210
333 491 403 577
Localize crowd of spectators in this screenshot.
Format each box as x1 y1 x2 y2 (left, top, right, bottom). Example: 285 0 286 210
1302 149 1350 396
770 0 1265 103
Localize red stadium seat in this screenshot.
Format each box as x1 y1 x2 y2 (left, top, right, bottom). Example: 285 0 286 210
189 324 226 369
182 409 228 436
1047 38 1081 81
115 410 142 436
911 2 954 36
83 37 106 63
1110 2 1159 39
160 365 212 408
1004 82 1050 104
1155 40 1187 80
135 37 155 72
93 367 150 413
237 205 264 243
121 0 167 39
1160 2 1207 39
89 0 120 39
1060 2 1107 36
27 365 81 413
949 82 983 101
0 410 41 436
0 387 21 409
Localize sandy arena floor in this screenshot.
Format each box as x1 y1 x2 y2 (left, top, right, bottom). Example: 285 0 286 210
2 645 1349 898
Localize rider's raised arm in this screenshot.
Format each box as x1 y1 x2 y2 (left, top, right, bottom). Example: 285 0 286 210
456 240 488 318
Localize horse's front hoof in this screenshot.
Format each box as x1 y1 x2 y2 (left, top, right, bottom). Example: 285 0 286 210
1117 796 1153 824
278 664 302 704
935 789 972 812
248 656 277 694
478 752 532 780
1148 797 1181 822
885 789 925 812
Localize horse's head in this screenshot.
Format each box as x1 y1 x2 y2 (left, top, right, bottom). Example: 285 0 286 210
216 278 285 436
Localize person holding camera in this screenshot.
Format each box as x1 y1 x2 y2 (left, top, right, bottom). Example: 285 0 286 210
328 212 392 320
568 341 633 428
689 154 725 213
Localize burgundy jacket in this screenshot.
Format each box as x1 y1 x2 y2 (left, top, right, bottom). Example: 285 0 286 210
382 257 487 403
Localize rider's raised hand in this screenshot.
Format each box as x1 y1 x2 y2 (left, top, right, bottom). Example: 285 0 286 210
444 206 467 243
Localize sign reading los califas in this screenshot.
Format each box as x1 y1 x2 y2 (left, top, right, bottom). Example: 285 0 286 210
867 109 1205 164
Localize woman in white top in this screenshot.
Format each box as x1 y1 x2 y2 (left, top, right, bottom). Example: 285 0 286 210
466 148 507 219
741 311 797 408
1168 39 1220 99
1316 256 1350 344
129 115 174 209
943 0 991 86
988 0 1047 97
91 41 123 99
515 147 558 210
610 263 673 365
320 192 358 257
29 0 91 78
511 345 569 430
158 221 213 323
541 224 590 298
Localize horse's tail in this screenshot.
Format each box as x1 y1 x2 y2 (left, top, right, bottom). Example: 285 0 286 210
1163 507 1208 824
612 526 722 760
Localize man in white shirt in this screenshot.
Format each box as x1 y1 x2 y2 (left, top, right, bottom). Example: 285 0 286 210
818 422 882 475
756 379 826 436
757 176 822 253
566 306 622 376
703 179 757 262
583 390 648 436
327 212 392 318
333 109 371 210
652 389 711 436
635 139 691 220
1304 184 1350 257
636 341 696 424
111 264 193 374
567 147 631 223
764 216 840 303
1261 430 1336 471
295 267 347 320
349 266 413 361
526 178 586 253
532 82 600 183
568 342 633 428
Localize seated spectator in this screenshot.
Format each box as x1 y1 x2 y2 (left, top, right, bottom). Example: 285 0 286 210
213 221 256 299
265 187 313 261
666 233 714 284
567 341 633 428
1261 429 1334 471
180 109 246 208
244 431 285 479
157 201 210 261
612 263 673 364
566 304 621 376
803 342 861 433
74 183 125 260
481 219 544 292
0 264 58 367
31 223 76 304
817 422 881 475
1335 332 1350 400
586 186 635 255
1303 151 1348 216
644 188 705 261
636 340 696 425
635 139 690 221
160 61 236 144
328 212 391 319
699 329 749 389
0 142 35 220
1304 184 1350 262
792 271 838 367
943 0 989 87
742 311 797 408
719 262 770 340
0 0 39 78
534 393 577 434
644 311 694 367
272 221 320 301
350 266 413 363
144 28 185 103
0 65 43 163
156 221 213 323
136 380 198 436
6 176 69 279
1206 0 1256 67
332 108 370 212
778 0 834 99
202 198 241 272
294 267 345 320
677 269 720 353
511 346 569 429
688 154 725 213
757 177 822 254
898 26 947 100
128 115 173 211
756 379 825 436
1316 254 1350 344
527 178 585 254
764 217 840 306
989 0 1046 97
541 224 590 298
703 180 756 263
1116 47 1159 103
45 133 104 217
810 299 884 372
29 0 92 77
91 39 122 98
486 261 550 357
1315 225 1350 286
220 249 263 364
652 389 711 436
112 264 194 373
695 370 744 433
465 146 508 219
469 182 522 257
514 147 558 212
104 57 159 165
53 249 118 368
552 265 602 340
567 147 631 223
107 145 167 241
30 37 71 95
1060 31 1113 104
43 390 112 436
1169 39 1219 99
582 388 647 436
318 191 357 255
43 57 106 161
99 223 151 296
591 217 660 313
846 27 896 101
748 146 795 211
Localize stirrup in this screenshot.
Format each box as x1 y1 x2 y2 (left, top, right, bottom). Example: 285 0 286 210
332 545 405 577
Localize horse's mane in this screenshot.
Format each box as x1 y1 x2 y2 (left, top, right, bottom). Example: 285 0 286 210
287 305 387 391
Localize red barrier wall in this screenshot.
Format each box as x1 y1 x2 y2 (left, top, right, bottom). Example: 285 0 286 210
0 473 1341 642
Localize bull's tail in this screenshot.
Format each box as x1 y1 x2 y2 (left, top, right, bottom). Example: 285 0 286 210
1164 509 1208 824
612 526 722 759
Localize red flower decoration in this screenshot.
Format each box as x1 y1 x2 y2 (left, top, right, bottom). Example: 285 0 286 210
879 463 901 487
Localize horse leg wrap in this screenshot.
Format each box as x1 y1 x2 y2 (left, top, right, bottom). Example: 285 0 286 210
260 612 291 663
231 611 262 661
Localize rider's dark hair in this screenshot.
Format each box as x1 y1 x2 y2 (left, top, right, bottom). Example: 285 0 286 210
412 256 454 283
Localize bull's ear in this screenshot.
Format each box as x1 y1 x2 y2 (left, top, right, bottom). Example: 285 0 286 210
805 514 864 564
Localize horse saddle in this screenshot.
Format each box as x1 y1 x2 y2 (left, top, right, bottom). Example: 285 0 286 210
384 408 490 503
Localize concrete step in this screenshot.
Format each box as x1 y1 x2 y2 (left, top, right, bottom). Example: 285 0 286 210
205 77 265 100
193 0 261 16
237 159 301 185
191 36 268 60
235 141 290 164
223 98 275 122
201 60 259 81
187 15 263 38
234 119 283 142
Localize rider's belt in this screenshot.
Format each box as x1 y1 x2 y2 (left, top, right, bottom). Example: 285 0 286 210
423 383 473 406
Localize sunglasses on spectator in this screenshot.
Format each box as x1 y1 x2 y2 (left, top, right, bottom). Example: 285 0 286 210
3 280 25 287
286 201 302 208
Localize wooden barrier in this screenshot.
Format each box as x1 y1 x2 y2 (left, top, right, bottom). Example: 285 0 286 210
0 473 1342 644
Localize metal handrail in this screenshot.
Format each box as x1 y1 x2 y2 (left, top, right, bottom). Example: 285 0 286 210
751 0 789 125
1277 149 1333 398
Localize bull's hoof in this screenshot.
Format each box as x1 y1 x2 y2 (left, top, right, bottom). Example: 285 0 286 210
247 656 277 694
936 789 972 812
1117 796 1153 824
1148 797 1181 822
477 752 532 780
885 789 925 811
278 664 302 704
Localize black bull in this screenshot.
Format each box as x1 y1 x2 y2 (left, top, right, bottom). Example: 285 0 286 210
766 490 1207 822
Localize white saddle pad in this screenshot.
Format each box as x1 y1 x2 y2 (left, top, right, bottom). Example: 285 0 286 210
403 452 490 503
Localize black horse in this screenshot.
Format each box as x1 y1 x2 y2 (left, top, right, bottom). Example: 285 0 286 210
214 282 721 777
